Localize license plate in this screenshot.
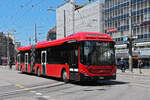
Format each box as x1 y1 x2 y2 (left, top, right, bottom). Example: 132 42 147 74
99 77 104 79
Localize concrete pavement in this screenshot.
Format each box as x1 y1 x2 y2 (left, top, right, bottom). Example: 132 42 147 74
117 68 150 76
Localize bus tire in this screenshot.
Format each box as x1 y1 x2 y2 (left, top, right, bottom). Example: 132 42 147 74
62 70 69 83
37 67 40 77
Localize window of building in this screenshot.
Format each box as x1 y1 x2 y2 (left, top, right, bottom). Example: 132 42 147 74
141 14 144 22
148 25 150 32
126 19 129 25
132 4 136 11
137 3 140 10
115 21 117 27
121 8 123 15
118 21 120 26
115 10 117 16
144 34 148 38
137 27 140 34
144 25 148 34
141 26 144 34
137 15 140 24
144 1 147 7
148 34 150 38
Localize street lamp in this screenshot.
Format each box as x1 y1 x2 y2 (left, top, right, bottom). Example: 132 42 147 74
128 0 133 72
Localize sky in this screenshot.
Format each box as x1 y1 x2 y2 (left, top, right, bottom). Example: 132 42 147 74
0 0 93 46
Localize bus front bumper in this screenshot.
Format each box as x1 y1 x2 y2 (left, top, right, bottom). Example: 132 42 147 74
80 73 116 81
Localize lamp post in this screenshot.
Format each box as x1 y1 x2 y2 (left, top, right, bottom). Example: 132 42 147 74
128 0 133 72
34 24 37 44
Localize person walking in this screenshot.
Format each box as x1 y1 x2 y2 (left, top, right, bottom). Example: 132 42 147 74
119 58 126 72
138 59 143 74
9 58 13 70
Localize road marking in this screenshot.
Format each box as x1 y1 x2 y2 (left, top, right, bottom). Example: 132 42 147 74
16 84 27 90
42 96 50 99
36 93 42 96
24 88 30 91
29 82 64 90
30 91 36 93
16 84 21 87
19 86 24 88
0 82 64 97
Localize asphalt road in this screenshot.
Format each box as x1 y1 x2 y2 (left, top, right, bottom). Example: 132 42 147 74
0 66 150 100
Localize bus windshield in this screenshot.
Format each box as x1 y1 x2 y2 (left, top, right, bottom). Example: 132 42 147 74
80 41 115 66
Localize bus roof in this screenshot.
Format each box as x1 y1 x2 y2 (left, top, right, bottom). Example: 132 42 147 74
17 32 114 51
17 45 32 51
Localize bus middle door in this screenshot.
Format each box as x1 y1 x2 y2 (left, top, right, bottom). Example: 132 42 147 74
25 53 28 72
69 46 79 81
41 51 47 76
17 54 21 70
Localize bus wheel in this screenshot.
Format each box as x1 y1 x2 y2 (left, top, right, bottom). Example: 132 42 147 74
37 68 40 77
62 70 69 83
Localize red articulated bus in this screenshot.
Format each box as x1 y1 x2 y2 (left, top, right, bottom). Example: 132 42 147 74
16 32 116 82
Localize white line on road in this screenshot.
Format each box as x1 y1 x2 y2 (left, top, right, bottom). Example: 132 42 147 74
30 91 36 93
42 96 50 99
0 82 64 97
36 93 42 96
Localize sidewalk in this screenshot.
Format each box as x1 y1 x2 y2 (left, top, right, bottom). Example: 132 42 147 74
117 68 150 76
0 65 16 70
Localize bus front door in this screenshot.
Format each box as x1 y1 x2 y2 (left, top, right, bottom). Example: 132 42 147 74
41 51 47 76
25 53 28 72
69 46 79 81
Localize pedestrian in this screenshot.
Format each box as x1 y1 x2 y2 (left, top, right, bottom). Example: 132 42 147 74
138 59 143 74
119 58 126 72
9 58 13 70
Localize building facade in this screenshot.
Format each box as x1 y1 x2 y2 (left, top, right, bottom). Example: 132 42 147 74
56 0 104 39
104 0 150 67
56 0 150 67
0 32 16 64
0 32 7 58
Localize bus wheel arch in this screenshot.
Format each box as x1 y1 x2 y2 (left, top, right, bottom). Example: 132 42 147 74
61 68 69 83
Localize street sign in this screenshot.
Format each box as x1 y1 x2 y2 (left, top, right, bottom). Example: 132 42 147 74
123 36 127 41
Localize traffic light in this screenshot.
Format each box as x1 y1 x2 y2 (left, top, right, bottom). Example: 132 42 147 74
127 42 130 48
127 36 138 41
127 36 132 41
